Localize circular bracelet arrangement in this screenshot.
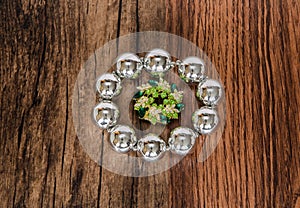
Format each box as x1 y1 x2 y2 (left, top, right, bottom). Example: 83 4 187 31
93 49 223 161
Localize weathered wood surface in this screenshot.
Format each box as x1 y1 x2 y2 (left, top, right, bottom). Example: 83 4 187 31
1 0 299 207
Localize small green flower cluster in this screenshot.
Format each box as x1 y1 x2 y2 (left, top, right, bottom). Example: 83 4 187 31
133 78 184 125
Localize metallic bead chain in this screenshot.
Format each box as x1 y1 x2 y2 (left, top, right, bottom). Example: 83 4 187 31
93 49 223 161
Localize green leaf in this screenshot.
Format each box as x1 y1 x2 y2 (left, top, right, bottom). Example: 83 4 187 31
133 91 143 99
175 103 185 111
157 86 163 91
145 89 151 95
150 118 157 125
171 83 177 92
167 113 172 118
164 89 171 94
160 92 167 98
162 109 167 115
167 117 171 124
138 108 146 118
160 114 168 124
168 94 174 100
148 80 158 86
151 88 157 94
172 113 178 119
148 97 155 104
153 92 159 98
163 99 169 105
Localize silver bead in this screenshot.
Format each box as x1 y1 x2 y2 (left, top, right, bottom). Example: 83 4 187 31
192 107 219 134
144 49 173 76
197 79 222 106
116 53 143 79
138 134 166 161
169 127 198 155
178 56 205 82
109 125 137 153
93 101 119 129
96 73 122 99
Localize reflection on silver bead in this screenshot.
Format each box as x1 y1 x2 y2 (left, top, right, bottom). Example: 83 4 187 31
192 107 219 134
96 73 122 99
138 134 166 161
169 127 198 155
178 57 206 82
144 49 173 76
116 53 143 79
197 79 222 106
109 125 137 153
93 101 119 129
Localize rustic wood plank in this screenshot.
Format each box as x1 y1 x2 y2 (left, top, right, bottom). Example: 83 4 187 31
98 0 137 207
0 0 299 207
166 0 300 207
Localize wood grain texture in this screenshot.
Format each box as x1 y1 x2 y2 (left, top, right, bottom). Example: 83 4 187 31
0 0 299 207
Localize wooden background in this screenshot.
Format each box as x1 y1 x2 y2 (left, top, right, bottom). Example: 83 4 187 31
1 0 299 207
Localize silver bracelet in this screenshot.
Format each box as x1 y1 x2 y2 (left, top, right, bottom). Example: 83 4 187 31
93 49 223 161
